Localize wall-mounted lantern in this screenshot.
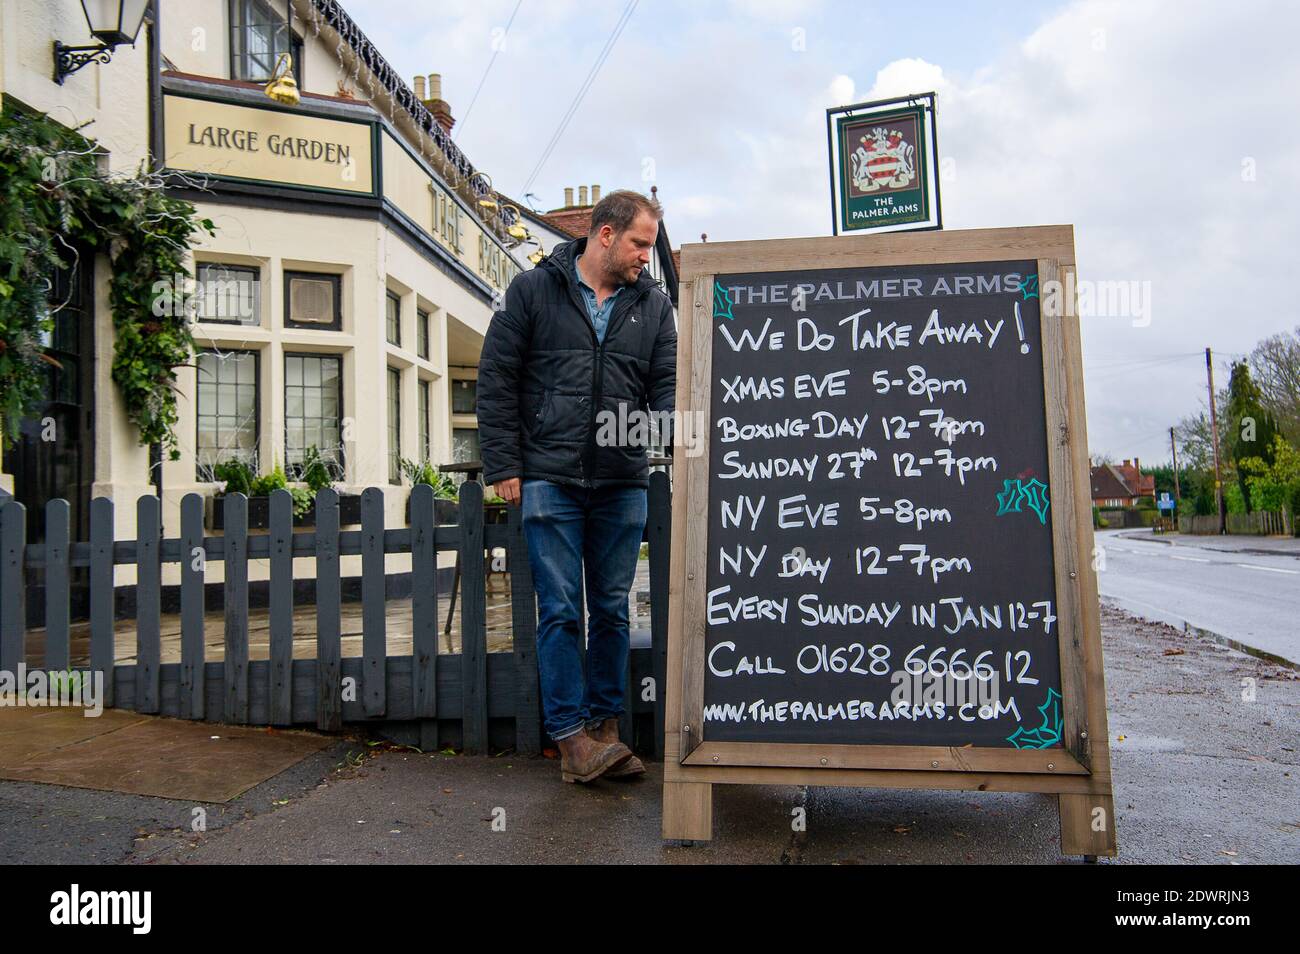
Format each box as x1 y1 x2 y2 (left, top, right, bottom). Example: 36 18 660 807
264 52 300 105
53 0 150 85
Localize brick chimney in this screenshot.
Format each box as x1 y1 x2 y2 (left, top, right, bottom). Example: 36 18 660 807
564 187 574 208
421 73 455 133
578 185 589 206
591 184 601 203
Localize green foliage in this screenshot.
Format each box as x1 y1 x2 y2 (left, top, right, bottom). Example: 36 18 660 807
214 457 313 517
1240 435 1300 530
1226 361 1280 512
398 457 458 499
1092 505 1105 529
298 445 335 494
1223 481 1247 515
0 105 214 453
248 459 288 497
212 458 255 496
1143 464 1179 501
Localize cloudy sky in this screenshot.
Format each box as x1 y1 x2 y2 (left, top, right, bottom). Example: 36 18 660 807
347 0 1300 465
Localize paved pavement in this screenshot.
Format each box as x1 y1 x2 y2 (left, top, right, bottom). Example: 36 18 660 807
2 604 1295 864
1097 530 1300 666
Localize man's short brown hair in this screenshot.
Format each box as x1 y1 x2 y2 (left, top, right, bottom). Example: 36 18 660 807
589 189 663 236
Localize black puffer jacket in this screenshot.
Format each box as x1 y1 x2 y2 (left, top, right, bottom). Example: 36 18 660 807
477 236 677 489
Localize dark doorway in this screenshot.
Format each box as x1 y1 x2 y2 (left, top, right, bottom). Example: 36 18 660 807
2 241 96 544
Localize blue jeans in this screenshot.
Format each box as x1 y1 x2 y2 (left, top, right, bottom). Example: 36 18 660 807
521 479 647 742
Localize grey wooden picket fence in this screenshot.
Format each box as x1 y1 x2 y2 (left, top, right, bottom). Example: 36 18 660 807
0 473 672 757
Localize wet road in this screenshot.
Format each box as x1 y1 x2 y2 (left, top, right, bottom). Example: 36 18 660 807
1095 530 1300 666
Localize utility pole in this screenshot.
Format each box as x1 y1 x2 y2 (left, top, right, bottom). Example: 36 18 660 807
1206 347 1225 534
1169 426 1181 503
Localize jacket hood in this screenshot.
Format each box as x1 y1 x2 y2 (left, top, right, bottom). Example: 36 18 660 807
540 236 662 297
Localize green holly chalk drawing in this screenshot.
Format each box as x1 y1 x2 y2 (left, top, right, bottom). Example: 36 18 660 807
995 477 1050 525
713 281 734 321
1021 273 1039 301
1006 688 1063 749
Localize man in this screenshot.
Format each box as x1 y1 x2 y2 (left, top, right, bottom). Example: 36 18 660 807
478 190 676 783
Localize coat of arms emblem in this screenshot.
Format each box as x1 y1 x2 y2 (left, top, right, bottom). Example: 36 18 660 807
850 126 916 192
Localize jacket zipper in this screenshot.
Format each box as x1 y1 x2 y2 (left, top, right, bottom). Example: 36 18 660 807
586 288 651 485
552 254 651 488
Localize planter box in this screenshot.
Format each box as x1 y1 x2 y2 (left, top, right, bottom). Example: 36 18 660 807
210 492 363 530
404 494 461 526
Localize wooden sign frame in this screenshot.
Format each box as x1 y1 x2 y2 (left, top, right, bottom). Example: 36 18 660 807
662 225 1116 858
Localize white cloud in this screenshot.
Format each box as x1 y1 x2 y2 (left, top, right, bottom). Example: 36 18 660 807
351 0 1299 462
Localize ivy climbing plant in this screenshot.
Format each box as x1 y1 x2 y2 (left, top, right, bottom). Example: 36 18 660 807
0 103 215 457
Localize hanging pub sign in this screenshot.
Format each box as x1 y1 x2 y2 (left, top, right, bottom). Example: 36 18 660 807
827 92 942 236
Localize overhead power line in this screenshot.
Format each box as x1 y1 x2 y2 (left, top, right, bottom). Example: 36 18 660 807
454 0 525 141
519 0 638 196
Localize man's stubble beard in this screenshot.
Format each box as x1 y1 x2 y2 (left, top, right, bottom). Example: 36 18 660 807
600 243 639 285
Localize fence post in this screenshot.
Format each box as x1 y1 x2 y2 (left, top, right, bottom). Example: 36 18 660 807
315 488 342 731
43 499 70 672
648 471 671 759
178 494 205 719
0 500 25 678
507 502 540 755
136 495 162 714
268 489 295 725
223 492 249 724
409 484 439 741
361 487 386 718
459 480 488 754
89 497 114 708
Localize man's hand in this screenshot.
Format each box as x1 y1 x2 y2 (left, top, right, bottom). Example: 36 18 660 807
494 477 521 506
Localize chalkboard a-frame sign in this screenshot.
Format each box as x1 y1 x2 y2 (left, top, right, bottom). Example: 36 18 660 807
662 225 1116 859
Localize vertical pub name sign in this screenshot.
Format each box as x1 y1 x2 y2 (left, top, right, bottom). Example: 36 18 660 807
827 92 942 236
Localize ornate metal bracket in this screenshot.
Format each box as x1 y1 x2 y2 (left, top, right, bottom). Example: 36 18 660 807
53 41 115 86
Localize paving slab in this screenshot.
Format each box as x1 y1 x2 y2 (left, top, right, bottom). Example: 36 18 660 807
0 707 332 802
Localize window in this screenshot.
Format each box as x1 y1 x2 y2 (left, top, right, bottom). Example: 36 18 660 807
196 263 260 325
229 0 302 85
419 379 431 462
416 308 430 360
284 271 341 330
196 350 259 480
284 353 343 479
451 378 476 415
387 367 401 483
386 290 401 346
452 427 480 464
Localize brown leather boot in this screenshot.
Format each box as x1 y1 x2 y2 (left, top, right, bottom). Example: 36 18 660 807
588 718 646 779
556 729 633 783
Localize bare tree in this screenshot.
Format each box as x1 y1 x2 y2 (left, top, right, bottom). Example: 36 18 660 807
1249 326 1300 441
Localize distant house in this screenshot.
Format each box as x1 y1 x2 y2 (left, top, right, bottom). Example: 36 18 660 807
1090 458 1155 508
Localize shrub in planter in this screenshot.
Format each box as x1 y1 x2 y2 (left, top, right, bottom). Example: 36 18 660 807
211 451 359 528
400 457 461 524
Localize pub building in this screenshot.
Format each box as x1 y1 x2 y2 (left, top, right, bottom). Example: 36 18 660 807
1 0 685 594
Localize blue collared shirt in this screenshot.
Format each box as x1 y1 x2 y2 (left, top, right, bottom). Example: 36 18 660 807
573 253 625 343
